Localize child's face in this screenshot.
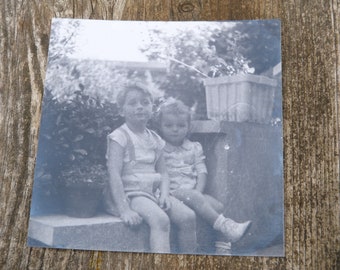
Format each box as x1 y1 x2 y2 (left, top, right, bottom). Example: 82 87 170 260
160 113 189 146
121 90 153 125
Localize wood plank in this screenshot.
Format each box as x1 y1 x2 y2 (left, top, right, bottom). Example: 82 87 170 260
0 0 339 269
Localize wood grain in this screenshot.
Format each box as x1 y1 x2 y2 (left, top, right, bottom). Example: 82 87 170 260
0 0 339 269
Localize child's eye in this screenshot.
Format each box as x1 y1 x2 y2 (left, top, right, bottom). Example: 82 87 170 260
126 98 137 105
127 100 137 106
142 99 150 105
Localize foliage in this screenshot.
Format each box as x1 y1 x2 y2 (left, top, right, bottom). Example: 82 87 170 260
210 20 281 75
33 81 122 214
61 164 107 187
45 58 128 103
37 87 123 187
141 21 281 119
38 57 165 187
48 19 80 63
141 23 256 118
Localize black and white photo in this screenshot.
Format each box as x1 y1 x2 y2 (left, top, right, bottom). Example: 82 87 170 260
28 19 284 257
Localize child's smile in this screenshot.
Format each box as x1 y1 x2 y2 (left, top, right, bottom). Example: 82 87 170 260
121 90 153 125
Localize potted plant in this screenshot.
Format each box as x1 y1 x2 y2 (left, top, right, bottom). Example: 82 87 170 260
54 89 123 217
60 163 107 218
203 73 278 123
36 86 123 218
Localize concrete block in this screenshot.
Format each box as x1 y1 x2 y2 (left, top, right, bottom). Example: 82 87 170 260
28 214 217 254
28 215 149 252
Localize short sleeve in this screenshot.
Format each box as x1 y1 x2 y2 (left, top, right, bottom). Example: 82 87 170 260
193 142 208 174
108 128 128 148
106 128 127 160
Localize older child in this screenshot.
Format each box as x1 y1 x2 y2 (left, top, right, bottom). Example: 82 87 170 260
157 98 252 254
104 84 197 253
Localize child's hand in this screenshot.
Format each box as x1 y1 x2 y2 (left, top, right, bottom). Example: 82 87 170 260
158 195 171 211
120 209 143 226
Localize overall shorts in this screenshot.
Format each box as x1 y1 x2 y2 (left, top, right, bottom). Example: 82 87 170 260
104 127 162 216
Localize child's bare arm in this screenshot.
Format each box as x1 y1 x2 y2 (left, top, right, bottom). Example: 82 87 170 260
193 142 208 193
195 173 207 193
155 152 171 210
107 141 142 226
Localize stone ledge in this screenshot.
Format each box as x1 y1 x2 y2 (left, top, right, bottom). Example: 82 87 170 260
28 214 149 252
27 214 283 256
28 214 217 254
191 120 281 134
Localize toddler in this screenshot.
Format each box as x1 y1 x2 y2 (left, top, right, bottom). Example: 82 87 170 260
157 98 252 254
104 84 197 253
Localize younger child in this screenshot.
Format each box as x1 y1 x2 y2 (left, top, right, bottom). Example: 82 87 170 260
157 98 252 254
104 84 197 253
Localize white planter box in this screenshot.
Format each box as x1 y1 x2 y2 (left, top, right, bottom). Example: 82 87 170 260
203 74 278 123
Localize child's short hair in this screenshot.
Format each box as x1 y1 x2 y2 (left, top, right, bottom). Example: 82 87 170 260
158 98 191 124
116 82 153 109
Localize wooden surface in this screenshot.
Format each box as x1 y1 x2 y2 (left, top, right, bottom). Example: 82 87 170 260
0 0 339 269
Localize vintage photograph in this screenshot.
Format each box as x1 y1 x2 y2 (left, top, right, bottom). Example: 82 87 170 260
27 19 284 256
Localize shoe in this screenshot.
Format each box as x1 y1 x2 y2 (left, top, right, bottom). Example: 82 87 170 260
219 218 252 243
215 241 232 255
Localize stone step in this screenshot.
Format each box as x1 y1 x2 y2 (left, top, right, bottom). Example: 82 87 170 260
28 214 216 254
28 214 149 252
28 214 283 256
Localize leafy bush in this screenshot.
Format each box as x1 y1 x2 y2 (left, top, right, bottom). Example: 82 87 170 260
38 88 123 186
61 164 107 187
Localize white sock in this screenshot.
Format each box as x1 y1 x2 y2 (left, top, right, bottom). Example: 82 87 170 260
213 214 225 231
215 241 231 249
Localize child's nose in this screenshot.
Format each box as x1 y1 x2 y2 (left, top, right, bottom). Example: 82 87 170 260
136 102 144 109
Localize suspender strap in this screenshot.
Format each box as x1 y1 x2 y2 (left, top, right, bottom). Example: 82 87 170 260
119 128 136 161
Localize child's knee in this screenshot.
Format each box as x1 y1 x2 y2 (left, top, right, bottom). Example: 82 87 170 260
150 212 170 232
175 208 196 229
182 189 204 203
182 209 196 228
186 207 196 220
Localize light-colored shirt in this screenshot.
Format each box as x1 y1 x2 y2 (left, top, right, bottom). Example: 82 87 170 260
106 123 165 198
163 139 207 190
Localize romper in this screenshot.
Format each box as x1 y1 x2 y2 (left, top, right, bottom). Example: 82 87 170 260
104 124 165 216
163 139 207 191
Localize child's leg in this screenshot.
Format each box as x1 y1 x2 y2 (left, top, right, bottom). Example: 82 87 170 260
203 194 231 254
172 189 251 243
172 189 219 225
203 194 224 214
130 196 170 253
167 196 197 253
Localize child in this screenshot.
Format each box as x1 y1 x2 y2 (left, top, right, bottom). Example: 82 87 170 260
104 83 197 253
157 98 252 254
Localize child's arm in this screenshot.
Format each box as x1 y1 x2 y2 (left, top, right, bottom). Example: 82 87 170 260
195 173 207 193
107 140 142 226
155 152 171 210
193 142 208 193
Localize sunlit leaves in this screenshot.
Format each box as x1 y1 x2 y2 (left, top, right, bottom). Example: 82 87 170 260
48 19 81 63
